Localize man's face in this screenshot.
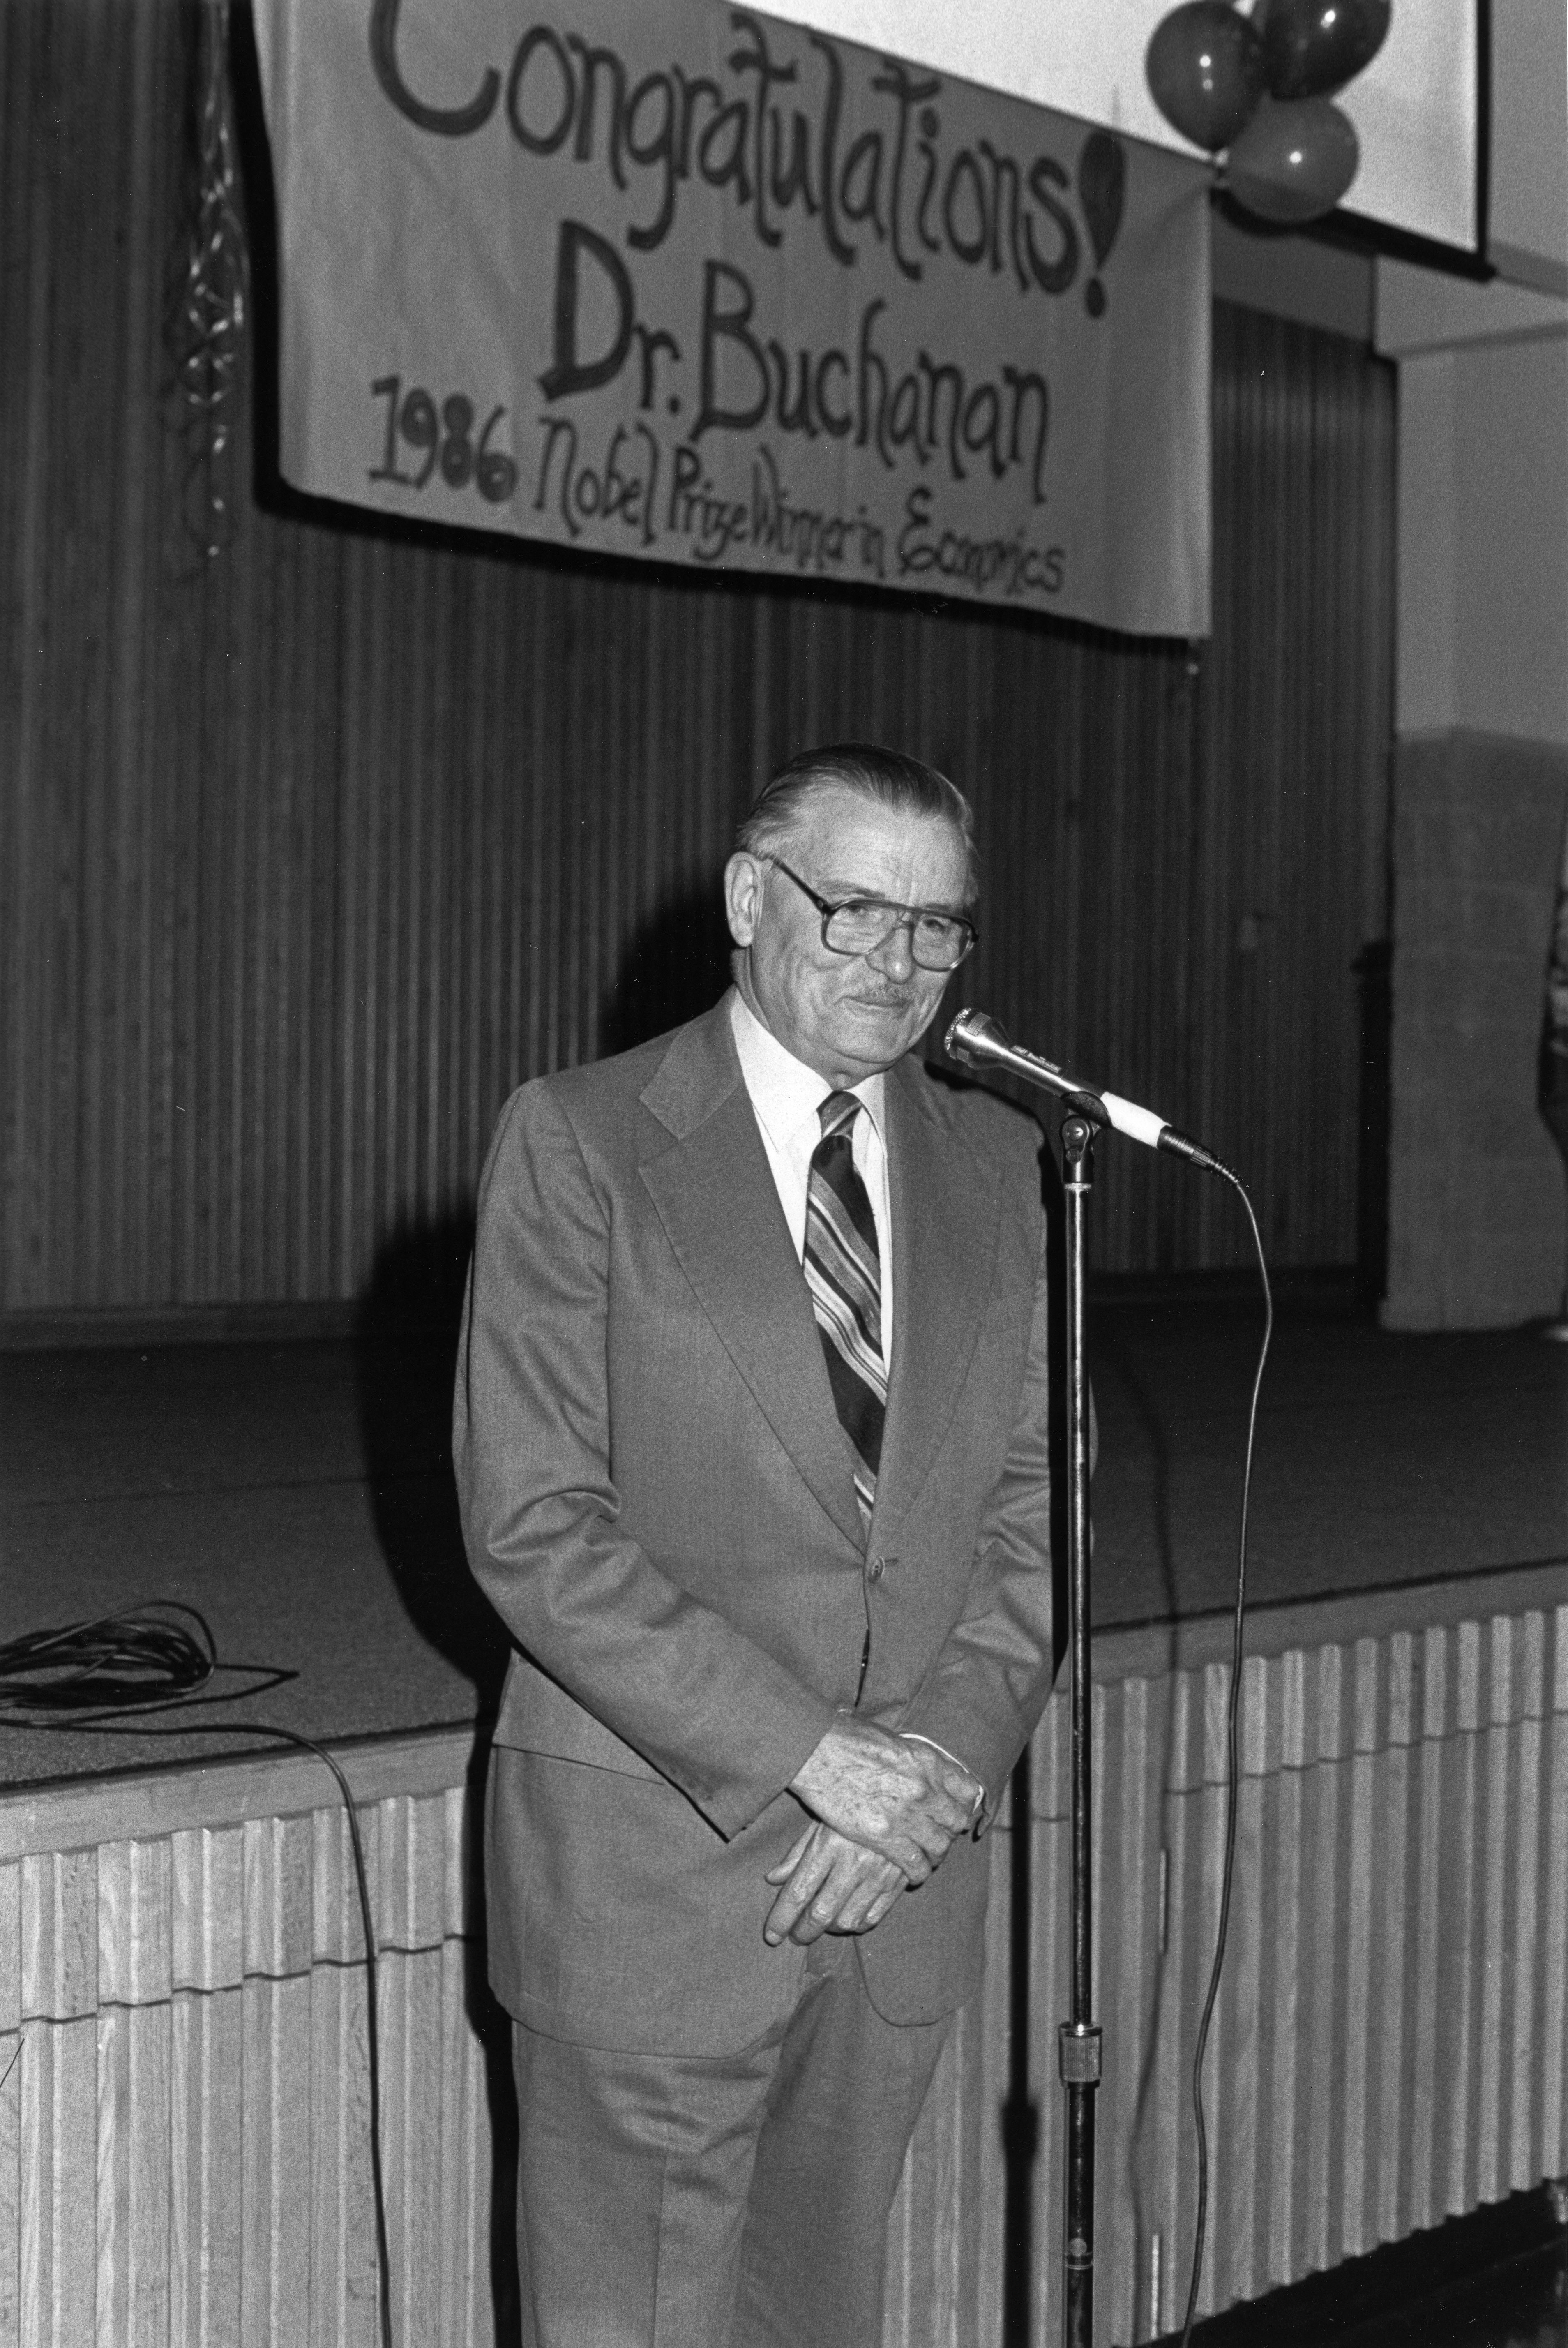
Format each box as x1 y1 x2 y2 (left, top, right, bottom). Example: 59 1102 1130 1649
725 786 972 1086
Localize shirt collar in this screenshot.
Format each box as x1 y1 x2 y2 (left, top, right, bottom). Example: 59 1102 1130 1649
729 988 886 1154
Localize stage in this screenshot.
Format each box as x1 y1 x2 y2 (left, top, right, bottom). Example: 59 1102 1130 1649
2 1288 1564 2346
2 1284 1563 1786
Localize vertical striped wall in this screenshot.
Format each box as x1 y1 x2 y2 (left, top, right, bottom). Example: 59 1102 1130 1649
5 1570 1562 2345
0 0 1395 1318
1016 1588 1568 2340
1 1736 504 2348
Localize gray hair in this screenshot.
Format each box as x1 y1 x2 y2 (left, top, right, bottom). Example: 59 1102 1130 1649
734 743 980 905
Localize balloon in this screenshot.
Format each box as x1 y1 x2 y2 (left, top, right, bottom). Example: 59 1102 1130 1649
1146 2 1266 153
1254 0 1392 99
1077 130 1126 316
1226 95 1358 222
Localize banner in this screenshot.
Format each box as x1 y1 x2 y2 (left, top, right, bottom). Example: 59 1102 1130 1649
255 0 1212 634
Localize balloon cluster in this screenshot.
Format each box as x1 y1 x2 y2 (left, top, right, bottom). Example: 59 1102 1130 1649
1145 0 1390 223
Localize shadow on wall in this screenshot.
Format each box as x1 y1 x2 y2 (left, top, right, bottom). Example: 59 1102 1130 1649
353 1212 522 2344
353 1212 499 1704
601 878 736 1055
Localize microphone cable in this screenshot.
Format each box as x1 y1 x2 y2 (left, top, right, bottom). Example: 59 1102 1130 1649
0 1601 395 2348
1178 1171 1273 2348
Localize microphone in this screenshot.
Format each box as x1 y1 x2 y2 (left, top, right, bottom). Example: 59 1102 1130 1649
945 1009 1234 1178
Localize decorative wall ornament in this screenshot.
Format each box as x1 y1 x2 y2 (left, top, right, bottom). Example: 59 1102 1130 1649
1146 0 1389 224
171 0 248 558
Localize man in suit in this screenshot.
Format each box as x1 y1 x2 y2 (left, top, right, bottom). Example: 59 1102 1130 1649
455 743 1055 2347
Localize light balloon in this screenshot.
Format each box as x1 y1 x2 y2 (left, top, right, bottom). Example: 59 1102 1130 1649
1146 1 1266 153
1226 95 1358 223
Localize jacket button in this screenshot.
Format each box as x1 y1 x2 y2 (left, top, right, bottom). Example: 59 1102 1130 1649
868 1556 886 1581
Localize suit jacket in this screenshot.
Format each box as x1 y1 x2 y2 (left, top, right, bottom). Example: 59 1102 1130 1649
454 994 1054 2056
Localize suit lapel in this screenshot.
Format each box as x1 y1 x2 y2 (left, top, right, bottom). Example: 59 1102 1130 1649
875 1058 1001 1541
639 1004 863 1551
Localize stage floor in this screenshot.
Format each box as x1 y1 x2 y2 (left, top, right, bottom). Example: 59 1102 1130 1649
3 1289 1565 1787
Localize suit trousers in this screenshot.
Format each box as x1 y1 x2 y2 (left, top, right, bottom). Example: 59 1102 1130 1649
510 1932 955 2348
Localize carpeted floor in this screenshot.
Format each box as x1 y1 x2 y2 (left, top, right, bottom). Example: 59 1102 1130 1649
1088 1291 1568 1621
2 1288 1564 1786
1174 2182 1566 2348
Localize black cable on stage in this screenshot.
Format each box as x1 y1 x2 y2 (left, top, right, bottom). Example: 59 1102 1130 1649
0 1600 293 1715
0 1602 395 2348
1178 1174 1273 2348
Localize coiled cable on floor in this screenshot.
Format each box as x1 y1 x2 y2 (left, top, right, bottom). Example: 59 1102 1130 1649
0 1602 394 2348
0 1600 273 1712
1179 1177 1274 2348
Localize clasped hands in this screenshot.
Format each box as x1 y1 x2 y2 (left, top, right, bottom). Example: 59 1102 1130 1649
763 1718 984 1947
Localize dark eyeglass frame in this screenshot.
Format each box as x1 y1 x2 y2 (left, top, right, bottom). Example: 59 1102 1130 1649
765 856 978 972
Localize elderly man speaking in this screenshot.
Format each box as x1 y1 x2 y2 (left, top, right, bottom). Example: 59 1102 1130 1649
455 742 1055 2348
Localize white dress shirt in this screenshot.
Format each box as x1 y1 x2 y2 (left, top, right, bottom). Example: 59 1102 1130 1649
729 990 982 1806
729 989 893 1367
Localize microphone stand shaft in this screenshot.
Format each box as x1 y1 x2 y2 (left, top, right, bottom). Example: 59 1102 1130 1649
1059 1114 1101 2348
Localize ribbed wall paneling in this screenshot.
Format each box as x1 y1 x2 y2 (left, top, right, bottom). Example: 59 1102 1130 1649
2 1778 500 2348
2 1587 1563 2345
0 0 1395 1318
1044 1601 1563 2343
869 1587 1568 2345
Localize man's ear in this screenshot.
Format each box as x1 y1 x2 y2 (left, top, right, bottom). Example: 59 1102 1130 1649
724 852 763 948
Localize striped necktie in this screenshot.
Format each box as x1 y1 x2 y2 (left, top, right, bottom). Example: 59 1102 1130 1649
804 1092 886 1528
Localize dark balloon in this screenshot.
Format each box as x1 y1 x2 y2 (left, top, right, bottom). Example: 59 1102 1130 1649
1078 129 1127 316
1226 95 1359 222
1078 130 1127 270
1146 1 1266 153
1254 0 1392 99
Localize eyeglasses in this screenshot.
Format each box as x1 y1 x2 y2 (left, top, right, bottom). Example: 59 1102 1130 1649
765 857 978 972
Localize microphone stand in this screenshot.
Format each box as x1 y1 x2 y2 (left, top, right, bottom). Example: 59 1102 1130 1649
1058 1110 1101 2348
943 1015 1106 2348
945 1008 1241 2346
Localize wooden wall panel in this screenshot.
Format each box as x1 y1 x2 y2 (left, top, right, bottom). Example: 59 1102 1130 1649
0 0 1395 1319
